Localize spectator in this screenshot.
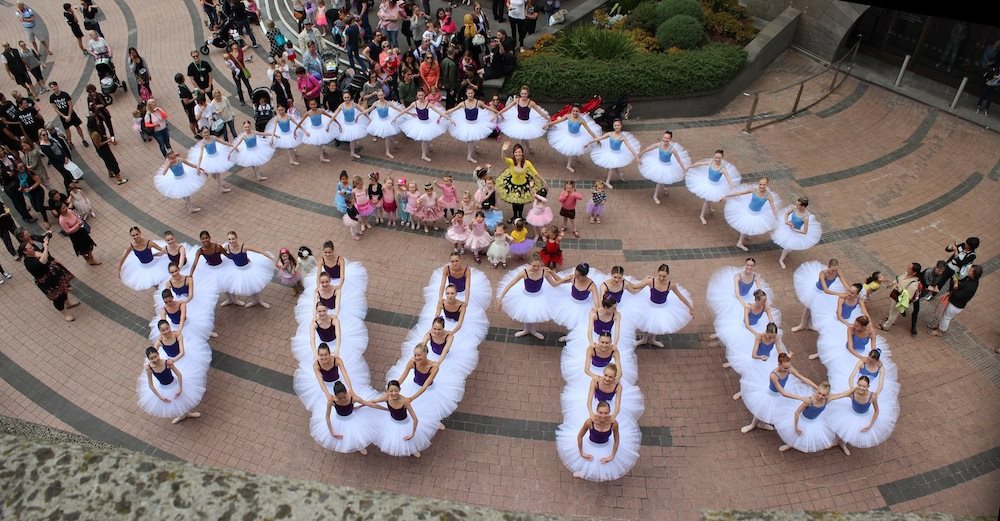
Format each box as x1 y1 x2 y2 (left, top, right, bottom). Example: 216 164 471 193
187 50 215 100
397 69 417 106
495 28 515 53
270 67 295 109
359 71 383 106
15 97 43 143
48 82 89 149
301 40 324 80
16 41 45 97
295 65 323 106
491 0 505 23
298 20 326 54
506 0 527 52
2 42 37 100
459 62 482 97
142 98 172 157
85 30 110 59
472 2 490 34
345 15 366 72
85 83 115 137
13 161 49 230
19 233 81 321
224 44 254 106
412 37 433 62
63 3 88 56
975 64 998 116
174 73 199 135
440 47 459 109
209 89 236 141
19 138 51 188
87 114 127 184
482 39 515 80
194 93 217 134
929 265 982 340
1 166 34 221
929 237 979 295
58 201 100 265
14 2 50 56
378 0 406 48
363 32 386 65
201 0 220 30
0 201 18 257
126 47 151 85
78 0 103 38
354 0 373 39
265 20 288 60
36 127 74 191
230 0 258 47
418 52 440 95
878 262 921 332
380 46 400 77
980 39 1000 68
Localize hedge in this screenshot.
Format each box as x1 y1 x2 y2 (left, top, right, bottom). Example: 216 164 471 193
656 14 705 50
657 0 703 22
508 43 747 99
626 1 665 35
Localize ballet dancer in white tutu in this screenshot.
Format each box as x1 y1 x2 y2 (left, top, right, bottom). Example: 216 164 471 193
544 104 598 173
228 120 276 182
722 177 781 252
772 196 823 269
221 230 276 309
371 379 441 458
137 347 204 424
154 151 207 214
266 104 304 165
394 90 450 162
638 130 691 204
363 89 404 158
425 251 492 312
827 361 899 453
156 263 219 340
188 127 235 194
556 401 640 481
685 149 740 223
622 264 695 348
738 352 817 434
312 380 383 456
586 119 640 189
774 381 853 455
295 98 339 163
497 254 561 339
561 363 644 423
158 231 194 271
497 85 549 152
444 86 499 164
118 226 168 291
330 92 370 159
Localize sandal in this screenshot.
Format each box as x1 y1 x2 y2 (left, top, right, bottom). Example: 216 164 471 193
589 217 595 224
117 178 129 185
560 227 567 232
573 230 580 238
595 217 601 224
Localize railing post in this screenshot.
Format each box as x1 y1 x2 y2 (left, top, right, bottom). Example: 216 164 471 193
951 76 968 110
744 93 759 134
851 37 861 63
894 54 911 87
829 63 841 91
792 83 805 113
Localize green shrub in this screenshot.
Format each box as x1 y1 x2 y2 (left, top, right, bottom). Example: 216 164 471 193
657 0 703 22
554 26 638 60
626 1 665 35
703 9 757 45
656 14 705 50
701 0 749 18
508 43 746 99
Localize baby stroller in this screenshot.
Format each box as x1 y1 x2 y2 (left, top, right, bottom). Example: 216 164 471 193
251 87 274 132
200 14 243 55
95 55 127 103
549 94 603 121
592 94 631 131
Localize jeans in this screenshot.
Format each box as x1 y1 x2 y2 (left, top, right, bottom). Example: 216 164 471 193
221 119 237 142
384 29 399 48
204 5 219 27
153 127 172 157
347 45 366 72
508 18 526 48
231 71 253 103
236 20 258 45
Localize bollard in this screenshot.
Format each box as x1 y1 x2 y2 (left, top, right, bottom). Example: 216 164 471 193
950 77 968 110
894 54 911 87
744 93 760 134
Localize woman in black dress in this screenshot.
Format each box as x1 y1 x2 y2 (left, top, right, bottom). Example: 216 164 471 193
63 3 88 56
20 233 80 321
86 115 126 184
85 83 114 138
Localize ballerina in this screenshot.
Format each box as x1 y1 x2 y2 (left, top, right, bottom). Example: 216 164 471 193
118 226 168 290
717 289 780 370
160 231 190 269
371 380 438 458
685 149 740 224
738 352 817 433
817 315 877 367
775 381 854 454
188 127 235 194
548 263 601 341
299 342 354 410
153 151 207 214
497 85 549 152
827 375 898 453
158 261 218 340
772 196 823 269
497 254 560 339
565 363 644 422
415 182 445 233
154 289 188 336
189 230 231 290
791 259 848 333
394 90 450 162
363 89 403 158
706 258 769 318
295 98 339 163
388 342 465 421
221 230 276 309
330 92 370 159
312 381 383 456
722 177 781 252
639 130 691 204
445 86 499 163
524 187 553 240
728 322 787 381
426 250 490 311
599 265 639 307
496 141 546 223
625 264 695 348
137 347 204 424
556 401 640 482
544 103 598 173
265 104 303 165
586 119 640 189
227 120 276 182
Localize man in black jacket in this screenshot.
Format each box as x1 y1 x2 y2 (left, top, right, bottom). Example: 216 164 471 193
929 265 981 340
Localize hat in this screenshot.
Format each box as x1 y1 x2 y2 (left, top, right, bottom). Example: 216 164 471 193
280 247 290 254
423 182 433 190
397 177 407 187
369 172 380 181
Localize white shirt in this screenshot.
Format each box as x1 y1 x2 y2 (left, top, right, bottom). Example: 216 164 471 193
507 0 526 20
87 37 109 56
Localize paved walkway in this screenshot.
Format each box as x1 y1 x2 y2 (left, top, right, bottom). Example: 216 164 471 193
0 3 997 520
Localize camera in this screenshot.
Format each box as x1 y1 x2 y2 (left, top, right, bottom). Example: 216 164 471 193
45 230 53 238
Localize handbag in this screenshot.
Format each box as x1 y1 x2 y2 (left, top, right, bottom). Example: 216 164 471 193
472 33 486 46
242 66 252 80
83 18 98 30
274 31 287 46
65 160 85 180
210 117 225 132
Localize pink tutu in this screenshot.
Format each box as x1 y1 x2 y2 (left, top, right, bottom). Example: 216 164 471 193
356 200 375 217
525 206 553 227
342 214 359 227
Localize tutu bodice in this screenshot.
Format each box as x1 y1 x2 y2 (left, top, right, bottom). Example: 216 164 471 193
609 138 623 151
441 304 461 321
429 335 447 356
334 400 354 416
658 147 673 162
755 340 775 358
317 291 336 310
376 106 389 118
592 350 614 368
244 135 258 148
278 119 291 132
227 247 250 267
737 274 756 297
318 360 340 382
749 192 767 212
650 283 670 304
790 212 805 229
150 364 174 386
412 365 431 386
464 107 478 121
132 243 155 264
524 272 544 293
851 394 872 413
747 307 765 326
416 107 429 120
859 363 880 378
589 425 613 444
816 274 838 290
205 141 218 155
316 321 337 343
167 250 183 266
165 306 182 325
516 104 530 120
388 402 407 421
169 280 190 298
308 113 324 127
567 120 581 134
768 371 790 393
802 402 826 420
604 286 623 304
161 338 181 358
708 164 723 182
322 258 341 280
203 250 224 266
840 300 860 320
850 333 869 352
594 382 618 402
343 106 357 123
447 269 467 293
169 163 186 177
593 315 614 336
571 281 592 301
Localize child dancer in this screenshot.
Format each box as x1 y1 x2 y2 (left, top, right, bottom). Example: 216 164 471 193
508 218 533 261
275 247 305 295
445 209 469 254
416 182 444 233
397 177 410 228
525 186 553 240
367 172 384 225
436 174 458 218
295 98 338 163
587 180 607 224
351 176 376 232
464 211 491 264
333 170 351 213
487 222 512 268
558 180 583 238
404 181 421 230
460 190 477 217
154 151 207 214
539 225 564 269
342 196 362 240
382 174 398 227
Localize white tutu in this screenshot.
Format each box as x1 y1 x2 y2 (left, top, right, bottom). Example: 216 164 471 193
136 363 206 419
828 392 899 448
299 113 338 146
739 363 814 426
266 117 303 149
413 309 487 378
309 400 380 454
499 105 548 140
497 266 553 324
705 266 773 317
218 251 275 296
335 109 369 142
156 334 212 381
366 102 404 138
448 108 494 142
621 283 693 335
589 132 640 170
560 377 644 423
548 269 606 329
825 355 900 400
685 160 741 202
385 358 465 422
290 315 370 362
148 307 216 345
774 401 838 453
546 115 598 157
486 238 510 265
153 241 197 274
399 113 448 141
639 143 691 184
771 209 823 251
152 279 219 342
373 405 440 456
230 136 276 167
555 414 641 481
120 250 170 291
154 163 206 199
187 141 234 174
560 339 639 385
297 261 370 322
724 187 781 236
716 314 784 376
293 350 373 411
423 266 492 312
792 261 845 310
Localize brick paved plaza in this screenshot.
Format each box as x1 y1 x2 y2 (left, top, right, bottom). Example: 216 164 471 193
0 2 997 519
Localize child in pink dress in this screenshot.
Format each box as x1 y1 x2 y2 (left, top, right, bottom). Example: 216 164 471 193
464 211 492 263
417 182 444 233
525 186 553 240
351 176 375 231
405 182 422 230
382 174 398 227
445 210 470 253
436 174 458 218
460 190 477 216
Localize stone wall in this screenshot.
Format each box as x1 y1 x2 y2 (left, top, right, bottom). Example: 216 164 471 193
744 0 868 62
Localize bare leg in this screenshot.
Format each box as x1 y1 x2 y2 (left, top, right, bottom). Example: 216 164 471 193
184 197 202 213
514 323 530 337
420 141 431 162
288 149 299 165
253 166 267 181
319 145 330 162
646 333 663 348
838 439 851 456
529 323 544 340
349 140 360 159
736 233 748 251
740 417 758 433
791 308 812 333
467 142 476 163
214 173 230 193
699 201 709 225
778 248 789 269
653 184 662 205
779 443 792 452
384 138 394 158
604 169 614 189
566 156 575 173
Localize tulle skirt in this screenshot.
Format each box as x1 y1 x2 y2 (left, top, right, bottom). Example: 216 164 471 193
231 139 276 167
153 241 197 274
448 113 494 142
266 119 303 149
774 405 837 453
525 205 553 227
367 103 404 138
187 143 234 174
497 266 552 324
290 315 370 362
464 231 492 251
560 342 639 386
828 395 899 448
487 239 510 265
300 115 338 145
218 253 275 296
560 377 645 423
156 335 213 380
422 266 492 312
685 161 741 202
136 365 206 418
590 133 640 169
724 189 782 236
399 115 448 142
639 144 691 185
444 225 468 243
384 359 465 422
120 252 170 290
546 116 597 157
154 166 206 199
555 414 641 481
705 266 772 317
309 402 380 454
739 364 813 426
716 314 784 376
792 261 845 310
621 284 693 335
508 237 535 256
483 208 504 230
772 210 823 251
295 261 369 322
585 201 604 216
152 279 220 342
374 408 439 456
336 113 369 142
406 329 483 382
548 270 607 329
293 350 373 411
499 108 548 140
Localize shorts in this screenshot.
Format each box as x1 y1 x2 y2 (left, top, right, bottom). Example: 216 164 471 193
60 111 83 128
70 23 85 39
183 104 197 123
23 27 37 43
559 207 576 220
